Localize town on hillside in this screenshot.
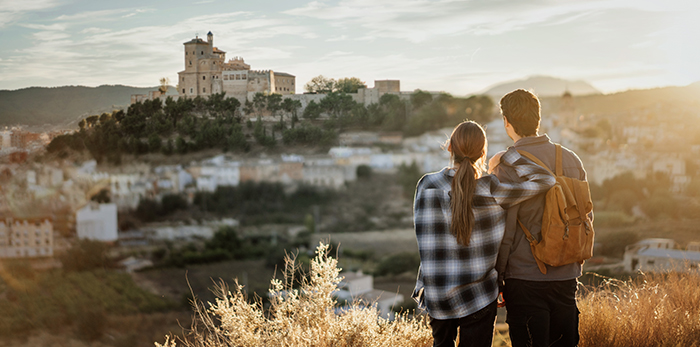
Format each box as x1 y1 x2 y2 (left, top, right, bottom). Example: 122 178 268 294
2 32 700 322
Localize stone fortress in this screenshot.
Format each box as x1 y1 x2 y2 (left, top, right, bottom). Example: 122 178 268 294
168 31 408 109
178 31 296 103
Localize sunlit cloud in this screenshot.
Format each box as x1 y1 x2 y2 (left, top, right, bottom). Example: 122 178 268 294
285 0 695 42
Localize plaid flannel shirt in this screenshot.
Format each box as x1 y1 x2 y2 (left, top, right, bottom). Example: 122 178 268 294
411 148 556 319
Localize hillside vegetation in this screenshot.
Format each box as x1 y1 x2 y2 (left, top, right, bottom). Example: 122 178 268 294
0 85 176 126
45 91 494 163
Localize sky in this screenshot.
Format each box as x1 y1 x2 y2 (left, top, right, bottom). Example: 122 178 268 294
0 0 699 95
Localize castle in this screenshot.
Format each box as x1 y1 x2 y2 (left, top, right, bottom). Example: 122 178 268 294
177 32 296 102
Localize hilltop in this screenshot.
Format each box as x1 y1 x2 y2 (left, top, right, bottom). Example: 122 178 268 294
482 75 601 97
0 85 177 127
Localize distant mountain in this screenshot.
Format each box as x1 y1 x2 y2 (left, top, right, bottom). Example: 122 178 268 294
0 85 177 127
482 76 601 98
542 81 700 116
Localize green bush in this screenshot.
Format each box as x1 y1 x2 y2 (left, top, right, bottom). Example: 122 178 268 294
356 165 372 179
374 252 420 276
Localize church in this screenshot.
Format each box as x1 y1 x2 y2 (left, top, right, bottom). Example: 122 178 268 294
177 32 296 102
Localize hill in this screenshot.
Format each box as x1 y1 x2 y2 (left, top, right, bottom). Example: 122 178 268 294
0 85 177 127
541 81 700 116
482 75 601 97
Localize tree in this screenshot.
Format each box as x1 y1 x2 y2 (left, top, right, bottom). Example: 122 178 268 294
85 115 99 128
282 98 302 128
410 90 433 110
378 93 406 131
148 133 162 152
319 92 356 119
267 93 283 125
335 77 366 93
304 75 336 94
253 92 267 117
159 77 170 94
303 100 322 119
243 99 254 117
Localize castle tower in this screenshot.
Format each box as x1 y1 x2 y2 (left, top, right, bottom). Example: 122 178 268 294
178 31 224 98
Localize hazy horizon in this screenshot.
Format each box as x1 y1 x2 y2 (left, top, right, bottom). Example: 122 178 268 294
1 0 698 95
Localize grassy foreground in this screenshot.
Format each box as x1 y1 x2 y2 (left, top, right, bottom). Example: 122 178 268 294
579 270 700 347
157 243 700 347
157 243 432 347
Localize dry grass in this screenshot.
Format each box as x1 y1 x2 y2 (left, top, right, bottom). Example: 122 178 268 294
157 243 432 347
579 270 700 347
156 242 700 347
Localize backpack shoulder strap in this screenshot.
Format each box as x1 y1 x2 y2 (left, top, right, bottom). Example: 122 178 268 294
517 150 555 176
555 144 563 176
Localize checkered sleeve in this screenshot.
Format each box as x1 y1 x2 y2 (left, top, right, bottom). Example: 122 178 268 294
488 148 556 208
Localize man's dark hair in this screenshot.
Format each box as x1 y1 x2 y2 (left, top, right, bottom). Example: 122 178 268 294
500 89 541 137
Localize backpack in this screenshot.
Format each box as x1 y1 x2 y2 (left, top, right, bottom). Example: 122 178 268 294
517 144 594 274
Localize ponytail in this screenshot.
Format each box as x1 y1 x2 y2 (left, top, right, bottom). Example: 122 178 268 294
446 120 487 246
451 158 477 246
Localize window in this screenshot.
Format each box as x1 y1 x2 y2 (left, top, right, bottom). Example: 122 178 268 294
182 88 185 93
203 76 206 80
242 75 246 80
235 75 240 80
203 88 206 93
182 77 185 81
224 75 229 80
190 88 194 94
186 52 187 55
201 51 204 55
189 61 192 66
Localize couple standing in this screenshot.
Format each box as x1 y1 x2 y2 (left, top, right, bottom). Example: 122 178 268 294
412 89 588 347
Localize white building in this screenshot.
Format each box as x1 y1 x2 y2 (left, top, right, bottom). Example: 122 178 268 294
198 162 240 191
0 129 11 149
0 217 53 258
110 174 149 210
623 238 700 273
303 163 346 189
76 203 118 242
336 270 404 320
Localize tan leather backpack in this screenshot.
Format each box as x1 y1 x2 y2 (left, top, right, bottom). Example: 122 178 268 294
518 144 594 274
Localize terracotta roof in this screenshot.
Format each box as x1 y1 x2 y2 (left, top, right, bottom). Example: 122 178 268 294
213 47 226 54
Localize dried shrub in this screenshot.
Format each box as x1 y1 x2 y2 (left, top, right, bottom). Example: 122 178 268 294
579 271 700 347
157 243 432 347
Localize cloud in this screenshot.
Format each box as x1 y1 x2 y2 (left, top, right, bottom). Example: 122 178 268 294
0 0 62 27
80 27 111 34
284 0 692 42
0 10 318 89
20 23 66 31
54 9 135 22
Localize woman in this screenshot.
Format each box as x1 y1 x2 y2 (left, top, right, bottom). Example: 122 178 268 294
412 121 555 347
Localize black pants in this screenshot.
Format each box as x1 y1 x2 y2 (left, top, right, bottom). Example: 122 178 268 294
429 300 497 347
504 279 579 347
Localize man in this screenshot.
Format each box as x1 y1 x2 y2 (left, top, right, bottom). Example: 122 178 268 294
488 89 589 347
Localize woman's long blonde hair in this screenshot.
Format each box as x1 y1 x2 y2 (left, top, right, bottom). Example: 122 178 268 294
447 121 487 246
